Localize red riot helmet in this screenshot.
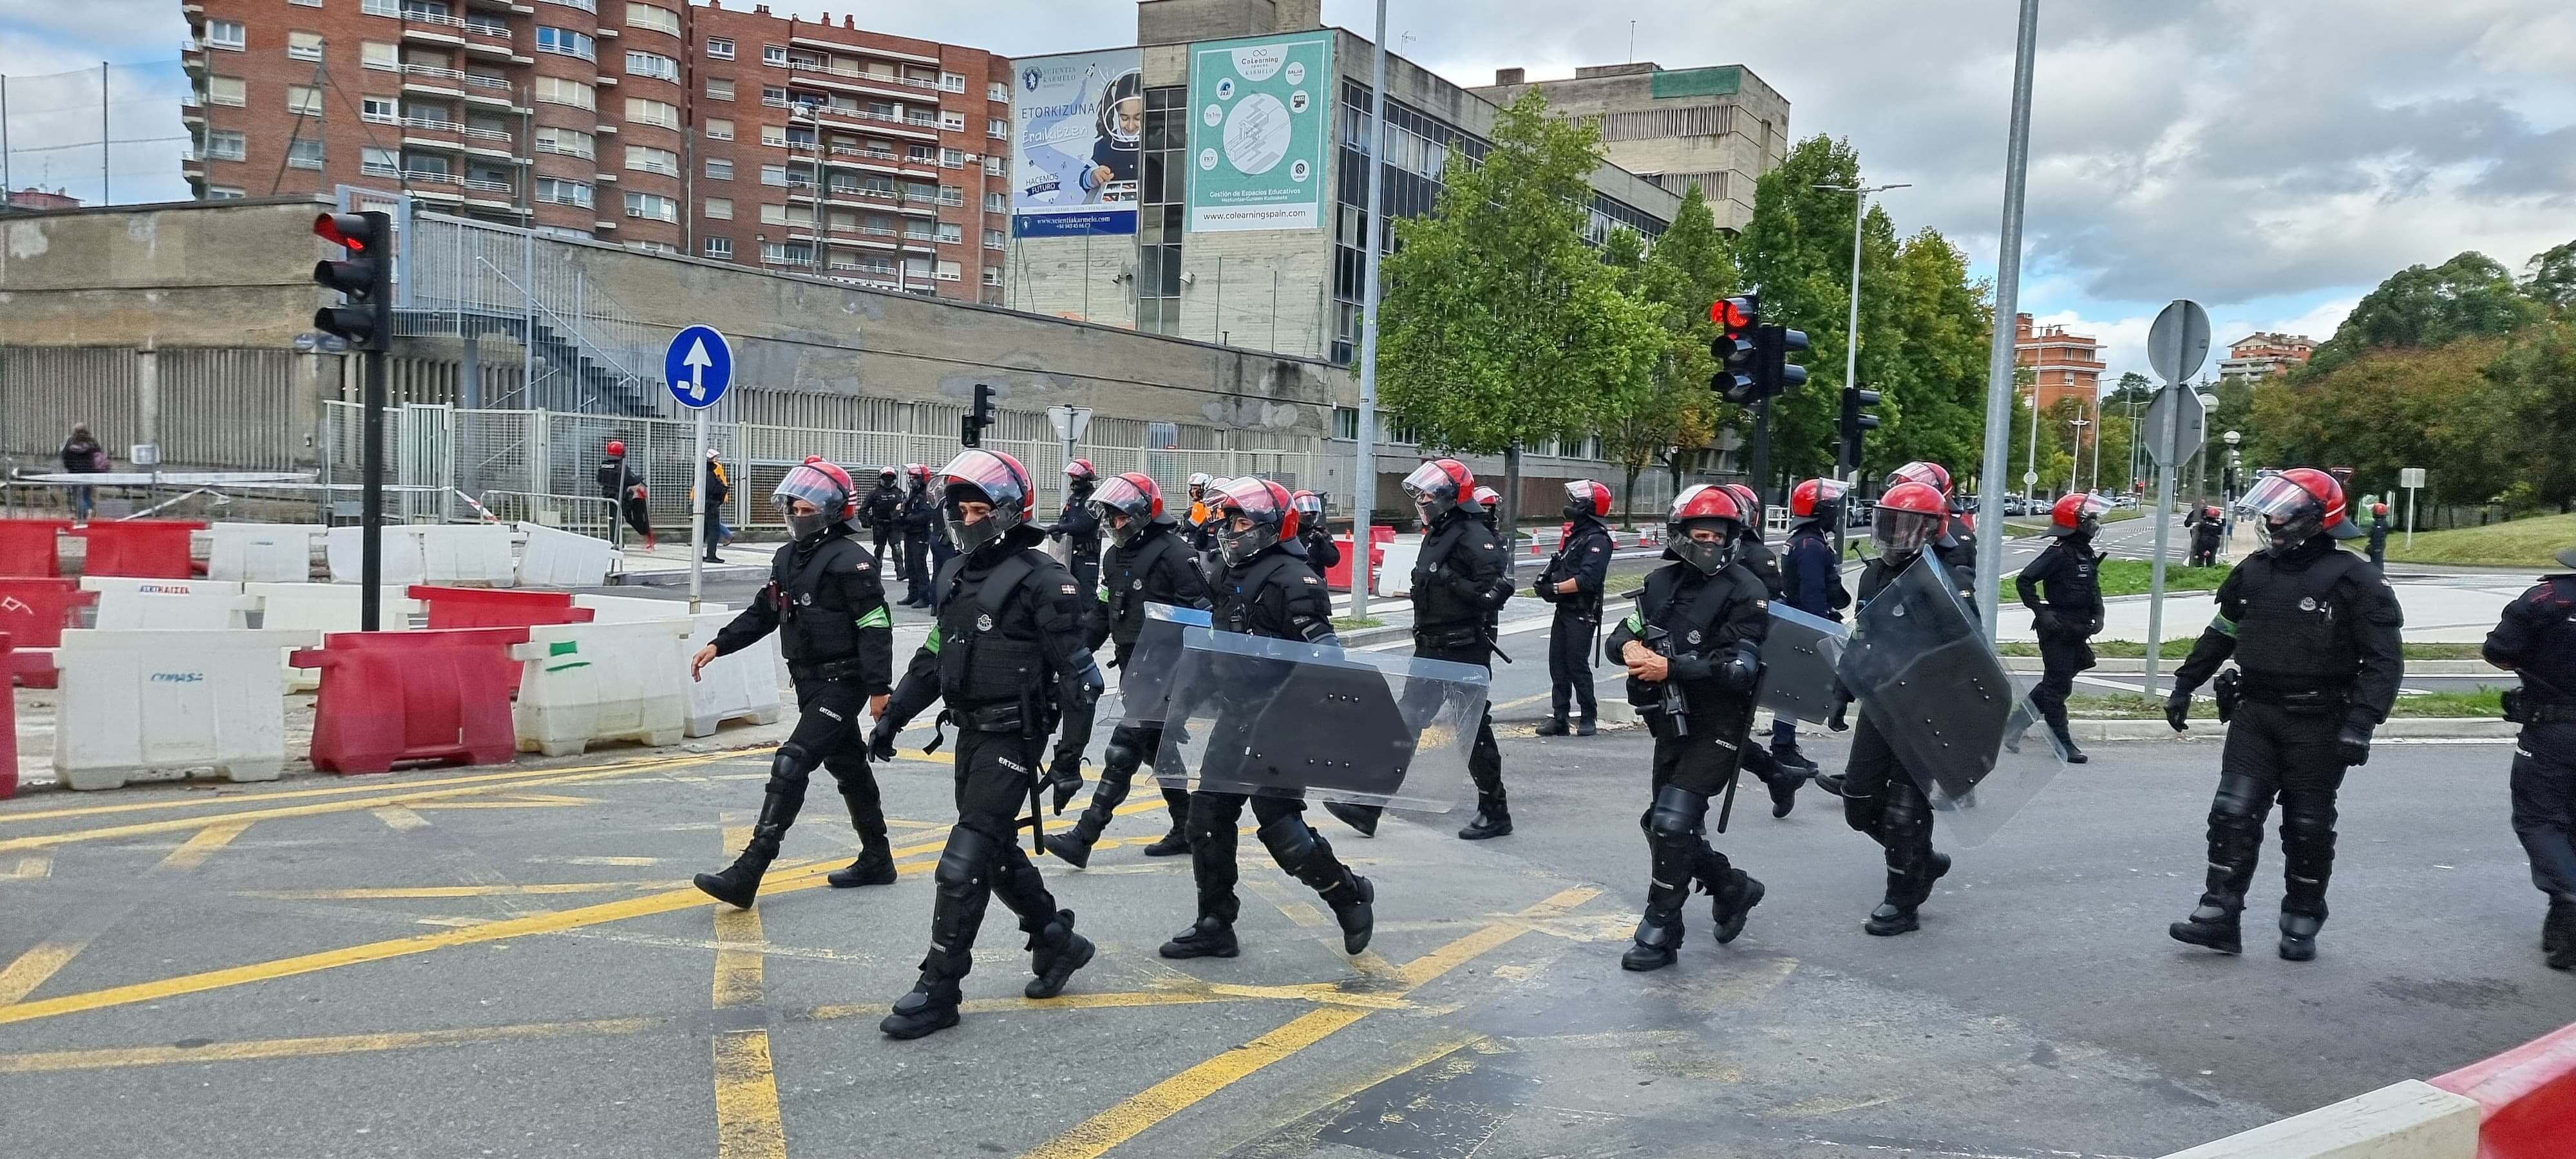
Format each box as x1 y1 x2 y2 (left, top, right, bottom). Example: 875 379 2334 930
1403 458 1477 523
1666 484 1747 575
1789 478 1849 522
1873 481 1949 561
604 439 625 458
1091 471 1166 547
775 456 858 538
2371 502 2387 519
1563 479 1611 521
2239 467 2358 555
937 449 1038 554
1719 484 1764 538
1065 458 1097 484
904 462 932 484
1215 476 1299 566
1888 461 1953 496
2048 492 2110 538
1289 489 1327 527
878 466 899 482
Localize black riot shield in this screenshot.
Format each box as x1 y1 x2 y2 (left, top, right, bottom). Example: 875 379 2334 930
1756 603 1848 726
1152 627 1486 811
1835 552 2066 846
1104 603 1208 728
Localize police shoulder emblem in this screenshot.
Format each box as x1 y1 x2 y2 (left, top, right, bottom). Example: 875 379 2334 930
2298 596 2318 612
1685 629 1703 645
1132 578 1144 590
799 592 814 605
976 612 996 630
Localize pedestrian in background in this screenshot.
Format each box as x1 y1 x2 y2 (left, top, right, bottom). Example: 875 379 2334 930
598 439 654 549
2367 503 2391 572
59 423 106 524
701 448 732 563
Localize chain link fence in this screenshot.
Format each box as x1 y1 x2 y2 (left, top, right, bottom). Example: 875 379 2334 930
1 62 193 211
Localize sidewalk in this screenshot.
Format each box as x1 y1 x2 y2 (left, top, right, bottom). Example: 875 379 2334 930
609 538 770 587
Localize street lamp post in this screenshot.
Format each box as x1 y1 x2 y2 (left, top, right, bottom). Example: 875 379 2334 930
1814 180 1911 487
2193 388 2218 507
2065 415 2090 494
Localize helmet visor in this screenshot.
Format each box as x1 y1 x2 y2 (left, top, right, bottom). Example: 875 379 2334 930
2237 475 2322 521
938 449 1028 552
1092 475 1157 546
1875 507 1942 557
1215 478 1287 565
1291 492 1325 520
773 463 849 514
1890 462 1952 494
1673 518 1742 574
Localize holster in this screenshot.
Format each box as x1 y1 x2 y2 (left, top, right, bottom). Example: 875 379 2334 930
1415 625 1483 652
2239 675 2350 718
2213 669 2242 724
963 700 1028 734
2500 689 2574 724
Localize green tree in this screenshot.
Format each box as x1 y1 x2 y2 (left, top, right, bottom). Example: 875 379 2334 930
1864 226 1990 482
2523 240 2576 315
1376 91 1663 533
1598 185 1736 526
2304 252 2544 374
1737 135 1866 493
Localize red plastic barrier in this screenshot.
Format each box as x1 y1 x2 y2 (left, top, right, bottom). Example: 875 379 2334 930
71 519 206 578
2430 1022 2576 1159
1371 525 1396 545
1321 539 1387 594
0 633 17 799
408 585 595 630
0 578 97 688
293 628 528 775
0 519 71 577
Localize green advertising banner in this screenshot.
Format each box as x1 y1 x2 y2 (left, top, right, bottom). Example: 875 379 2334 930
1184 30 1334 233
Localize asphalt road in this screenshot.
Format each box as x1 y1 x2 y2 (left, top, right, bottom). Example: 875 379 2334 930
4 700 2566 1157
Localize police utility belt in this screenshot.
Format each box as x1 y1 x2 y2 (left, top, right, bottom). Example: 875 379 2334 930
2502 689 2576 724
2213 670 2351 721
788 656 870 683
1414 625 1484 651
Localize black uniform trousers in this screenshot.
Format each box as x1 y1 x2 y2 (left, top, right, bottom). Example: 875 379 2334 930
2510 722 2576 902
900 530 931 599
772 675 887 843
621 495 652 542
929 536 958 609
1417 640 1504 806
873 524 899 574
1547 607 1598 722
1070 719 1191 838
1841 714 1938 891
921 727 1061 983
2199 699 2351 918
1066 550 1100 610
1647 733 1739 904
1184 706 1360 925
2030 631 2096 737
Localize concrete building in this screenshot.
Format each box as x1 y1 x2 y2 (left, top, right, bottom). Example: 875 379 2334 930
177 0 1012 303
2219 332 2316 384
1003 0 1685 367
1 188 84 212
1468 61 1791 232
2016 312 2104 414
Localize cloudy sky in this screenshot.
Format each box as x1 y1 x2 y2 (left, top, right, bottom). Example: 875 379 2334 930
8 0 2571 384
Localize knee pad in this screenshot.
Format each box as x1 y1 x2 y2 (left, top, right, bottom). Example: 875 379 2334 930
2211 774 2268 821
2279 795 2338 854
1101 736 1144 777
1880 785 1928 842
934 827 1000 892
1646 784 1707 841
1842 791 1880 836
1256 815 1319 867
765 743 820 793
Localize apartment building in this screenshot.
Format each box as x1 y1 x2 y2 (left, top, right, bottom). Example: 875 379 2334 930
2014 312 2105 414
179 0 1013 302
1468 61 1790 232
2218 331 2316 384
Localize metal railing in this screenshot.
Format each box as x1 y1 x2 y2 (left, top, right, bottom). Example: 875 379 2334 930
782 59 939 90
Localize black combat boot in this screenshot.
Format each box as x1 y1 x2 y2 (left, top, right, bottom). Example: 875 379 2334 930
1767 769 1803 818
2279 872 2329 962
1457 794 1513 840
1534 715 1570 737
826 838 896 887
1159 915 1239 959
1622 905 1684 971
1863 870 1920 937
879 975 961 1039
1023 909 1097 999
2174 796 2262 954
1329 876 1376 955
1141 787 1193 856
1323 801 1381 837
694 787 801 908
2546 899 2576 971
1574 713 1596 737
2168 900 2243 954
2050 721 2088 765
1708 869 1766 945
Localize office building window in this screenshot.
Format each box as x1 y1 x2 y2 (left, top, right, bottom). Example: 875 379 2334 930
623 191 677 221
706 37 735 59
705 78 734 102
704 236 734 258
1135 84 1186 335
703 197 732 219
206 130 248 161
705 157 734 180
287 32 323 61
207 19 246 49
704 117 733 141
625 3 678 35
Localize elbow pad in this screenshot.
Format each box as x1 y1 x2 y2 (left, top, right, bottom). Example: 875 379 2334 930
1716 642 1761 694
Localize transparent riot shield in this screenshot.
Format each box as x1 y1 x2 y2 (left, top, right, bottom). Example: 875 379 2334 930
1756 603 1848 725
1103 603 1209 728
1152 627 1488 811
1835 552 2066 846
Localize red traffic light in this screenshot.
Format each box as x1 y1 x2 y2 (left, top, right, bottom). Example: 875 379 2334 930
314 211 374 251
1710 297 1752 328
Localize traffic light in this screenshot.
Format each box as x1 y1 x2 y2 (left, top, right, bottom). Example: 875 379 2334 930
311 211 393 352
1756 323 1810 399
961 382 996 447
1839 385 1882 474
1709 294 1759 405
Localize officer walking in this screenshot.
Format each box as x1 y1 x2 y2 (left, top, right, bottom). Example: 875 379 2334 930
865 467 904 571
1046 459 1104 601
1604 485 1771 971
864 449 1104 1039
1044 471 1208 867
598 439 654 549
1774 479 1850 778
1535 480 1614 737
2017 493 2110 764
1835 480 1970 936
895 464 936 608
2367 503 2391 571
1159 477 1378 961
690 458 898 908
2164 467 2403 962
2483 543 2576 971
2190 505 2225 567
1890 462 1973 565
1405 460 1518 839
1291 490 1339 573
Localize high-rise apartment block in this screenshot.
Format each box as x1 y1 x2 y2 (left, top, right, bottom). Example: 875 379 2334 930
180 0 1013 301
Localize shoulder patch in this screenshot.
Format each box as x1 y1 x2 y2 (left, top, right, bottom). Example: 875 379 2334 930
1589 545 1602 552
1061 584 1079 595
1301 575 1318 584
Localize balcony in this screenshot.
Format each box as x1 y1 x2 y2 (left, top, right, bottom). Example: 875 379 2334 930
400 64 466 95
782 57 939 90
794 105 939 142
786 35 939 67
359 159 402 178
181 40 206 73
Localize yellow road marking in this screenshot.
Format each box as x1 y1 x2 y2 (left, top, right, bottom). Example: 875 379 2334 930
2 854 52 880
410 793 603 810
711 822 788 1159
238 881 688 900
0 821 259 1006
372 805 430 831
1016 887 1604 1159
0 942 88 1008
0 752 723 826
527 854 665 867
0 1017 667 1075
156 820 252 871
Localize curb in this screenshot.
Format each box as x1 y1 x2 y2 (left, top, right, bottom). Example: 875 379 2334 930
2000 659 2505 676
2056 716 2517 742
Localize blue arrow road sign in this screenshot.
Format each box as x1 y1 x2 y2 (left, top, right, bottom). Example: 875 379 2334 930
663 325 733 410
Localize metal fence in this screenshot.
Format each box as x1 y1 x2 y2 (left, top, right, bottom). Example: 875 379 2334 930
1 62 191 211
399 211 667 415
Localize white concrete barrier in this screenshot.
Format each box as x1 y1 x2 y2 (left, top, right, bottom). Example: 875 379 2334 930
247 583 419 689
80 577 254 630
79 576 242 599
510 619 692 756
516 522 617 587
327 526 429 585
685 610 784 737
2160 1080 2480 1159
207 523 321 582
51 628 318 789
1374 542 1422 598
419 523 516 585
572 593 723 623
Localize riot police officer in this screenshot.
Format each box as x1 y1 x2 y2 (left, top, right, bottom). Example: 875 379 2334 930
1535 480 1614 737
1405 459 1518 839
1183 473 1218 554
863 450 1104 1039
1045 471 1208 867
2017 492 2109 764
1159 477 1377 961
1047 458 1104 603
690 457 897 908
1605 485 1771 971
1472 484 1503 533
865 467 904 571
1292 490 1339 573
896 463 936 607
1835 481 1970 936
1720 482 1810 816
2483 543 2576 971
2164 467 2403 962
598 439 654 549
2367 503 2391 571
2190 505 2225 567
1890 461 1975 564
1774 478 1850 778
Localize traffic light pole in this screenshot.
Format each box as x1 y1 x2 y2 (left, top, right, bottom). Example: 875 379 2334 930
1973 0 2042 638
359 347 386 632
1747 398 1770 505
1347 0 1389 618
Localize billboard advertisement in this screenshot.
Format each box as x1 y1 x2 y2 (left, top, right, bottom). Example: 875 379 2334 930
1009 48 1144 238
1185 31 1334 233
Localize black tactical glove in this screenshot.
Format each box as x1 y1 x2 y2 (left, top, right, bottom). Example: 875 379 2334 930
1046 749 1084 813
867 717 902 763
2336 723 2371 768
1714 643 1761 695
2164 690 2192 733
2030 608 2059 636
1062 655 1104 710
